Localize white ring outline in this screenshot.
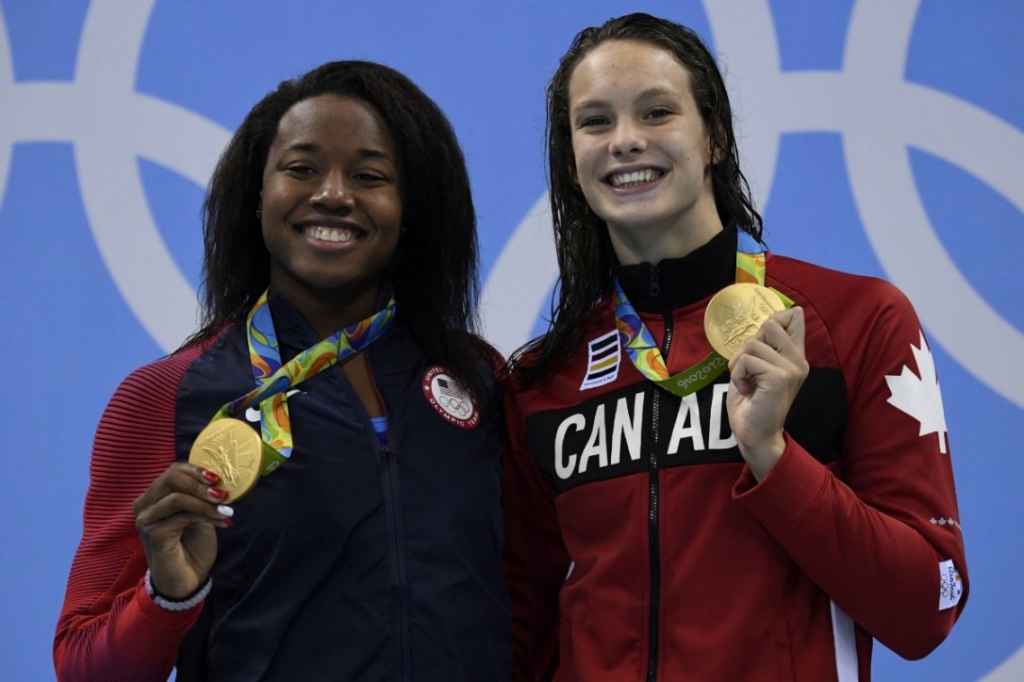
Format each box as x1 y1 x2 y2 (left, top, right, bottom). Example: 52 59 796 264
0 0 231 352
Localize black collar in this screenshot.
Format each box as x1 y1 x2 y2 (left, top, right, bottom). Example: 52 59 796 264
613 225 738 313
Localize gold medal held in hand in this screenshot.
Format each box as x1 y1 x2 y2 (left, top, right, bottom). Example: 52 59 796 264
704 283 786 359
188 418 263 503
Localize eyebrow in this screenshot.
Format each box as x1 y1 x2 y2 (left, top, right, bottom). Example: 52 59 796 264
282 142 392 160
572 87 680 112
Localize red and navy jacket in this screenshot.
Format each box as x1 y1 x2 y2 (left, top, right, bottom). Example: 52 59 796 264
55 294 511 681
503 227 968 681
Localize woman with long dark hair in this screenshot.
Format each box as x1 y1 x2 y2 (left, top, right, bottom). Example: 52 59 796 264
55 60 510 681
504 13 967 681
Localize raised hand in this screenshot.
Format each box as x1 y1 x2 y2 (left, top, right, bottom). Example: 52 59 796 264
726 307 809 481
132 463 233 598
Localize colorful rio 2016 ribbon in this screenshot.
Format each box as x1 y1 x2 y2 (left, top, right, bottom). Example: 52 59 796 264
613 232 793 398
209 289 396 475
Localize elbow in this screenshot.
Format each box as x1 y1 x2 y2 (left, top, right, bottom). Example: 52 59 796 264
880 561 970 660
877 604 965 661
887 634 944 662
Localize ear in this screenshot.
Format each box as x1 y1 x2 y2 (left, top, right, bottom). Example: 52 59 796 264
707 124 726 166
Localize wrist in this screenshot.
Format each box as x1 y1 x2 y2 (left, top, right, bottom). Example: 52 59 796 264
144 569 212 612
741 433 786 482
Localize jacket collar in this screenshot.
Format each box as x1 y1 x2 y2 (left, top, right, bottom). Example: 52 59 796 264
613 225 738 313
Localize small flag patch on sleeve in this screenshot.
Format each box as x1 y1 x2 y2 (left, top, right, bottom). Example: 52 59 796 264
580 330 621 391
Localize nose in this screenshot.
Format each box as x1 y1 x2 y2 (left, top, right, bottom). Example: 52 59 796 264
609 120 646 157
310 170 355 210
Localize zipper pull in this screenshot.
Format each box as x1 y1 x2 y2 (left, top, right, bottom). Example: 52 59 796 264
649 265 661 298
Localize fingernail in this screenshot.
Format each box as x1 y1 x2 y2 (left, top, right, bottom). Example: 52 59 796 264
207 487 227 501
201 470 220 484
223 518 234 528
217 504 234 518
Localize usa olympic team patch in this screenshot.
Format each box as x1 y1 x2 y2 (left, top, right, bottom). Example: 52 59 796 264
421 366 479 429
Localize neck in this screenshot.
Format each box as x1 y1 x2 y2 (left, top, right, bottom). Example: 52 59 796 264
610 218 724 266
613 225 737 312
272 284 383 340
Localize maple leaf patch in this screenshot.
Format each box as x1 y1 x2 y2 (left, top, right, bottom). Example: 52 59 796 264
885 331 948 453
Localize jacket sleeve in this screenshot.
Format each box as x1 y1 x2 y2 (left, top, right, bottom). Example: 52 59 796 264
734 279 968 660
502 380 572 682
54 359 204 682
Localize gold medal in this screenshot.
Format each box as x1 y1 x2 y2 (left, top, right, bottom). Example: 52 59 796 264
704 283 786 359
188 418 263 503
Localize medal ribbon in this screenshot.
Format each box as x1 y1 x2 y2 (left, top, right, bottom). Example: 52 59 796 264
613 232 793 398
211 289 396 474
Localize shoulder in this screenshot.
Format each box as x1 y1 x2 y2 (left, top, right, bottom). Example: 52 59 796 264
110 346 205 408
767 252 929 381
102 333 231 427
767 252 916 323
471 335 508 382
507 297 616 395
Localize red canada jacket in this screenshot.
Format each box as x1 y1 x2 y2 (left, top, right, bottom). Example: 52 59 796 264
503 228 968 681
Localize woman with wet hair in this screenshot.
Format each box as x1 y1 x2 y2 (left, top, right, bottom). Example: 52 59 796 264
504 13 967 681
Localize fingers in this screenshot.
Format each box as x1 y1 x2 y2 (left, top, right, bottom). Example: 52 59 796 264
728 307 807 369
133 463 233 534
132 462 223 514
134 462 230 598
724 309 808 481
757 307 804 355
772 306 805 343
135 494 232 537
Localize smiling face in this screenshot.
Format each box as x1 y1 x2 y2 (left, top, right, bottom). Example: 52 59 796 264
260 94 403 319
568 39 723 265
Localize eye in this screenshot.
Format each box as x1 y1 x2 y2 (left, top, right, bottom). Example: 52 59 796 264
354 170 389 185
645 107 673 120
577 115 609 129
285 163 316 177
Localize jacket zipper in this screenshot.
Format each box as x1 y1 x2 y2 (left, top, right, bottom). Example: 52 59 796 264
365 351 412 681
647 266 671 682
379 444 411 681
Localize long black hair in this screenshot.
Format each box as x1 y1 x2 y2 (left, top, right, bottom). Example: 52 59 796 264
512 13 762 386
185 60 487 395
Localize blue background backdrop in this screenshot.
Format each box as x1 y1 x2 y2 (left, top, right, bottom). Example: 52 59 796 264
1 1 1021 679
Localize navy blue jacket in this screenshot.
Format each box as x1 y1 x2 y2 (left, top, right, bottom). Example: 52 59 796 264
57 293 511 682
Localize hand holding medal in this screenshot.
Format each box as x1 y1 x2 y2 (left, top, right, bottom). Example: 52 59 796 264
131 462 234 600
720 295 809 481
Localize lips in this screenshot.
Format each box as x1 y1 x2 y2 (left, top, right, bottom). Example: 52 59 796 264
295 220 366 245
303 225 360 243
606 167 665 188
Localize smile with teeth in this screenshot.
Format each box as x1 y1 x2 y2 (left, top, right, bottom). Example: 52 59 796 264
608 168 663 188
301 224 362 243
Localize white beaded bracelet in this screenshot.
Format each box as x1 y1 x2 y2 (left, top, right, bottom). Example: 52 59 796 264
144 569 212 612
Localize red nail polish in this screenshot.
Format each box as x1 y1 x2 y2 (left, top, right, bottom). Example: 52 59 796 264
201 470 220 484
223 518 234 528
208 487 227 500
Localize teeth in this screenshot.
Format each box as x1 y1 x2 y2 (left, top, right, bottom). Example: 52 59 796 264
305 225 357 243
610 169 660 187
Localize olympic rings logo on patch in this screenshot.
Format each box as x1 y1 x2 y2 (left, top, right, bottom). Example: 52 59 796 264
421 366 479 429
437 395 470 417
